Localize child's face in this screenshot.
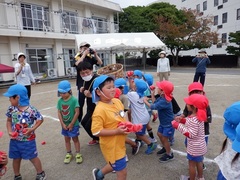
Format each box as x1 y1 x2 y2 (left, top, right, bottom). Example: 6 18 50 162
9 96 19 106
157 88 164 96
59 92 71 100
98 81 115 101
79 69 93 77
186 104 195 112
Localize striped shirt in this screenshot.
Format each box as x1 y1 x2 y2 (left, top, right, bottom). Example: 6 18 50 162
177 116 207 156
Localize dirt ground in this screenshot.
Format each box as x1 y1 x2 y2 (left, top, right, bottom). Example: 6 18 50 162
0 67 239 180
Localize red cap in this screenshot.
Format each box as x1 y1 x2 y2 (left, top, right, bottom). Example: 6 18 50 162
188 82 204 94
114 88 122 99
156 81 174 102
184 94 209 121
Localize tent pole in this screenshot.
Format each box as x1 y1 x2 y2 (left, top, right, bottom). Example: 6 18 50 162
143 48 146 73
123 50 126 73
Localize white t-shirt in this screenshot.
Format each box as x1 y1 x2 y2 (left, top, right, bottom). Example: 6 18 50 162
127 91 150 125
15 62 35 85
214 140 240 180
157 57 170 72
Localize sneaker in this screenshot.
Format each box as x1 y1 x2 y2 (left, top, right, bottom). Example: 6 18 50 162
14 175 22 180
36 171 46 180
157 147 166 155
152 113 158 122
203 163 206 170
88 139 99 146
75 153 83 164
64 153 72 164
159 153 174 162
149 137 157 143
92 168 104 180
180 175 189 180
132 141 141 155
145 143 157 155
125 155 129 162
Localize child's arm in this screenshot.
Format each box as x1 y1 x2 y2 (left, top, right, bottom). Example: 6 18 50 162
24 119 44 135
207 106 212 123
6 117 12 137
94 126 129 137
67 107 80 131
58 110 67 130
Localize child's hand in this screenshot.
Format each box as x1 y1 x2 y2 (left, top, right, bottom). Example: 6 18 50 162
80 87 84 93
116 125 129 135
61 124 68 130
174 116 182 122
143 97 149 103
0 152 8 165
67 124 74 131
171 120 179 129
84 90 91 97
9 132 18 139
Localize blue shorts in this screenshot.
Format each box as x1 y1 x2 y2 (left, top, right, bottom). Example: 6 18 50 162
136 124 147 136
217 170 226 180
9 139 38 160
187 153 203 162
110 156 127 171
61 126 79 137
158 125 174 138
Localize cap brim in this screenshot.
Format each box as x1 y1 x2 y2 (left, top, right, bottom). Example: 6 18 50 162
3 92 15 97
156 81 162 89
184 97 192 105
80 44 90 48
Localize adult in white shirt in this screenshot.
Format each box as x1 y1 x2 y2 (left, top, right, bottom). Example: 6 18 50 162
157 51 170 81
15 52 35 99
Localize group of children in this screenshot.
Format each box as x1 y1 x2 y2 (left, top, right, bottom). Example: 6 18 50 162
1 66 240 180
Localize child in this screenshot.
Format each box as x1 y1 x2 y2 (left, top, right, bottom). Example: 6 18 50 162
91 75 129 180
144 80 174 162
0 132 8 177
57 80 82 164
4 84 46 180
172 94 209 180
176 82 212 168
127 78 157 155
77 61 99 145
215 101 240 180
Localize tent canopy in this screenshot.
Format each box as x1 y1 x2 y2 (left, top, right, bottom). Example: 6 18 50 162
75 32 166 52
0 63 14 73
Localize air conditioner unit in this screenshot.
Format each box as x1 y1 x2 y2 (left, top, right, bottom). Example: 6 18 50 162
62 28 69 33
47 68 57 78
65 67 77 76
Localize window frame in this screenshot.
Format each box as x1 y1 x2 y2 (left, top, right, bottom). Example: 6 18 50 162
222 12 228 23
203 1 207 11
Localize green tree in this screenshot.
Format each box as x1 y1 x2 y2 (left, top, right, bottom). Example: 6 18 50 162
226 32 240 67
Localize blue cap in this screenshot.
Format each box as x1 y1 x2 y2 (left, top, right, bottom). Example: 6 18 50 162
133 70 143 79
144 74 153 86
3 84 29 106
114 78 129 94
58 80 71 93
223 101 240 141
134 79 148 98
92 75 114 103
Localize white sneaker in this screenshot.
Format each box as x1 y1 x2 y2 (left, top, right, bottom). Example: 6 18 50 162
180 175 189 180
149 137 157 143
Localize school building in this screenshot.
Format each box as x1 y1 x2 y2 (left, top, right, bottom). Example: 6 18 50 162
0 0 122 82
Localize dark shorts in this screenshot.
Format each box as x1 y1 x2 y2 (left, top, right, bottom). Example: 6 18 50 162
187 153 203 162
158 125 174 137
110 156 127 171
61 126 80 137
136 124 147 136
9 139 38 160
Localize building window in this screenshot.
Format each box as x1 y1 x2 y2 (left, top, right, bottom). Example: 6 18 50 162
26 49 54 74
21 3 50 31
223 0 228 3
222 12 228 23
182 0 186 2
63 49 76 68
203 1 207 11
214 16 218 25
61 11 78 34
214 0 219 7
237 8 240 20
222 33 227 43
196 4 200 13
92 16 108 33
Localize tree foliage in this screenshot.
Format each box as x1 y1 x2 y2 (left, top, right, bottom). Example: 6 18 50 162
226 32 240 56
118 2 219 66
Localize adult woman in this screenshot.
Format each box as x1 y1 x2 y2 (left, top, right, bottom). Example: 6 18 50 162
157 51 170 81
14 52 35 99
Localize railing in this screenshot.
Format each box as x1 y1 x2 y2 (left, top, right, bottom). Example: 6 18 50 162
0 2 119 34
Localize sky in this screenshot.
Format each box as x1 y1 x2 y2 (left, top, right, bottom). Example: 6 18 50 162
110 0 157 8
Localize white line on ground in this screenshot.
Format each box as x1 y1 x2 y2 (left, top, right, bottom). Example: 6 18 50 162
42 115 59 121
40 106 56 111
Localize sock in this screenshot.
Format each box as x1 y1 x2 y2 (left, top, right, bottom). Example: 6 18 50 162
97 169 104 178
147 129 154 139
67 151 72 154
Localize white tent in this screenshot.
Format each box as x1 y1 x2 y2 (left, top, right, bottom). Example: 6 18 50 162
75 32 166 71
75 32 165 52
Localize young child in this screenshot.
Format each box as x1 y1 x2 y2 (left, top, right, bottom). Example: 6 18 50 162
144 80 174 162
77 61 99 145
215 101 240 180
4 84 46 180
57 80 82 164
176 82 212 169
172 94 209 180
127 78 157 155
91 75 129 180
